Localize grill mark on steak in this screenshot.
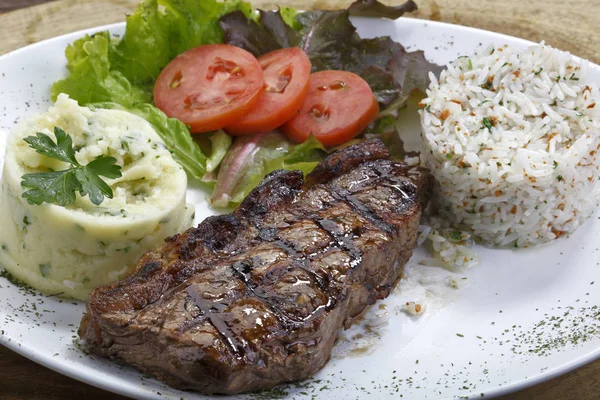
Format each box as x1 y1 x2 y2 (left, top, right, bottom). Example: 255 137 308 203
272 237 304 259
231 259 254 284
315 218 363 269
185 284 251 360
327 188 396 235
79 139 433 395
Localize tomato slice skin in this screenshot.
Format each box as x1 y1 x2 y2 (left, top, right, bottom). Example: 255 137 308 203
154 44 264 133
225 48 311 136
282 70 379 147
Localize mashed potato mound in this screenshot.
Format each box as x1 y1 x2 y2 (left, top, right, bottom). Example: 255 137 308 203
0 94 193 300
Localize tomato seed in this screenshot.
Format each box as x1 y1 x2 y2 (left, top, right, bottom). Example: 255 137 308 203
309 105 330 122
206 57 244 80
170 71 183 89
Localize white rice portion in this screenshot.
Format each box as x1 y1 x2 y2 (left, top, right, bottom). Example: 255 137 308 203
420 43 600 248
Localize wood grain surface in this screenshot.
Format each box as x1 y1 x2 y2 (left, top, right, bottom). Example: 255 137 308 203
1 0 599 399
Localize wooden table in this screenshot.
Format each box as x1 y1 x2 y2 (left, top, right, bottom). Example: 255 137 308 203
1 0 599 399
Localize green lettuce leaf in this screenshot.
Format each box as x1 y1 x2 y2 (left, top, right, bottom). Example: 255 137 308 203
90 102 208 180
51 32 150 106
161 0 254 57
280 7 302 30
108 0 173 86
264 135 327 175
210 132 327 207
205 130 233 173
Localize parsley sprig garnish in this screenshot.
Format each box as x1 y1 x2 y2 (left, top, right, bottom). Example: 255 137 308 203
20 127 122 206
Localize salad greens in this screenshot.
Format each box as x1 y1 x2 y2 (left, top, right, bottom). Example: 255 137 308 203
210 133 326 207
51 0 439 207
21 127 122 206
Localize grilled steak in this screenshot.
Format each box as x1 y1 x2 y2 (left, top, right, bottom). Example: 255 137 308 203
79 140 432 395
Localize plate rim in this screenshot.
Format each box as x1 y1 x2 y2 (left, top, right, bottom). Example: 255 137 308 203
1 16 600 400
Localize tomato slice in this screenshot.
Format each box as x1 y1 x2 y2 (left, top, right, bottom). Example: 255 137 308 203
225 48 311 135
154 44 264 133
282 70 379 147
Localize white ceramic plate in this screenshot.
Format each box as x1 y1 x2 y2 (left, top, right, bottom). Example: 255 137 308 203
1 16 600 400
